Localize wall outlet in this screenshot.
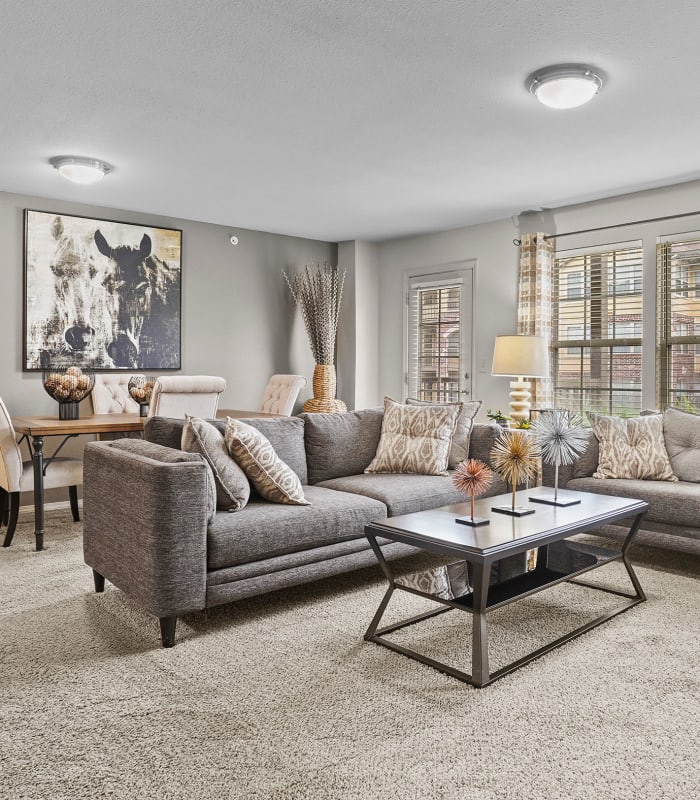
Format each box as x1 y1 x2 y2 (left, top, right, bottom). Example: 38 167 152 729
479 358 488 373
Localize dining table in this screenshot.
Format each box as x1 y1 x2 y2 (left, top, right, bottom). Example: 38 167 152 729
12 408 280 551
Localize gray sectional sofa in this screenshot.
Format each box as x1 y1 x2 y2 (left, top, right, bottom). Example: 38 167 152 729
83 408 507 647
542 407 700 553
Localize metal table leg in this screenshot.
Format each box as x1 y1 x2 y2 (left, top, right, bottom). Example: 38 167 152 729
32 435 45 551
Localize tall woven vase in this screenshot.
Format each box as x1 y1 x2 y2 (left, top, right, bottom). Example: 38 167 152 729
302 364 347 413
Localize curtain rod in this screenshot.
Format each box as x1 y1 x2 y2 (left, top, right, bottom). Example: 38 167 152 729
512 209 700 246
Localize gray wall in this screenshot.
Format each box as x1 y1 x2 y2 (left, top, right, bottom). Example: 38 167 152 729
0 190 336 472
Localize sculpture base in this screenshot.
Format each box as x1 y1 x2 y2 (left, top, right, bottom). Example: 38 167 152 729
455 515 490 527
529 494 581 507
491 505 535 517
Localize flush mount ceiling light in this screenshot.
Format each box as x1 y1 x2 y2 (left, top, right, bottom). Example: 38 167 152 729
49 155 113 184
527 64 604 109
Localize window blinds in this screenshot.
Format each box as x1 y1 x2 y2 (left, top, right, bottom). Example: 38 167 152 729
553 243 643 416
657 237 700 411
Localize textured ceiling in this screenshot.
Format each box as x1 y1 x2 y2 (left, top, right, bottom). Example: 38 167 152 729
2 1 700 242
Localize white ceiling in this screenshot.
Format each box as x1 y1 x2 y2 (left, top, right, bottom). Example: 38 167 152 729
3 1 700 243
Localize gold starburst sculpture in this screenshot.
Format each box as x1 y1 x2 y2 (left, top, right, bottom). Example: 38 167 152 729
452 459 494 523
490 429 539 514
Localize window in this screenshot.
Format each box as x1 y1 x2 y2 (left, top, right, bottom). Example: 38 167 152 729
657 236 700 412
406 268 473 403
552 243 643 416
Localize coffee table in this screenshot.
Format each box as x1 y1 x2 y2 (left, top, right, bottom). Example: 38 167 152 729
364 487 648 688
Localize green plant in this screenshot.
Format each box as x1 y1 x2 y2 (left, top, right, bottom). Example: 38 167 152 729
486 409 511 424
514 418 531 429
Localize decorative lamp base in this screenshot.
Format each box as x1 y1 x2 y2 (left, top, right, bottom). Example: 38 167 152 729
58 402 80 420
455 515 490 527
491 505 536 517
509 377 531 422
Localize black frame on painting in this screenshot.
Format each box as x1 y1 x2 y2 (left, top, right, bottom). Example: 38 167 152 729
23 209 182 372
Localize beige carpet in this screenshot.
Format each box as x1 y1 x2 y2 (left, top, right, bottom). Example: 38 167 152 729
2 508 700 800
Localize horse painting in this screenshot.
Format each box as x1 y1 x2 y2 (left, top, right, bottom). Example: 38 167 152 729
94 229 181 369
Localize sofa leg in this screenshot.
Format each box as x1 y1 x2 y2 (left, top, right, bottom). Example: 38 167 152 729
93 570 105 593
159 616 177 648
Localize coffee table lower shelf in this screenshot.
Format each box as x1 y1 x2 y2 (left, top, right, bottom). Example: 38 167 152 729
364 527 647 688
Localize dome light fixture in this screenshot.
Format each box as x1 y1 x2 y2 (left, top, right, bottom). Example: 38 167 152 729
527 64 604 109
49 155 114 184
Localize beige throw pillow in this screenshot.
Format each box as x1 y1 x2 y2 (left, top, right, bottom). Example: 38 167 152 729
406 398 481 468
587 412 677 481
365 397 460 476
225 418 310 505
182 417 251 511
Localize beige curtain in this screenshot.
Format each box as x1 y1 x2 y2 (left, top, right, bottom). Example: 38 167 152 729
517 232 554 409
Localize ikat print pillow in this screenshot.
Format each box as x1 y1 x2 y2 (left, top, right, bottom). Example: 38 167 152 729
365 397 460 476
587 411 677 481
225 418 310 505
405 398 481 468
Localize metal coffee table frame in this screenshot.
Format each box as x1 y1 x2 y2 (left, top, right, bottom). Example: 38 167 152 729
364 490 648 688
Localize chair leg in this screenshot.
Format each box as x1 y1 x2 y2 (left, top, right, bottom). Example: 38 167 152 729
93 570 105 593
68 486 80 522
159 616 178 648
0 488 8 527
2 493 20 547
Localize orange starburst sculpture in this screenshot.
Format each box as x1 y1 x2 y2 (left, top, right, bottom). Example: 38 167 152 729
452 459 493 527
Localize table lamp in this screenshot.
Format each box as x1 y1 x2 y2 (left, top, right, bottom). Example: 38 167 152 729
491 334 550 422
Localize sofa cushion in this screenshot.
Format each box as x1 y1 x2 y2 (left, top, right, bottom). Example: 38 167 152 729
662 406 700 482
145 414 308 484
109 438 216 521
567 476 700 528
406 398 481 468
317 472 468 516
303 407 384 484
365 397 460 476
225 418 309 505
587 412 677 481
206 485 387 569
181 417 250 511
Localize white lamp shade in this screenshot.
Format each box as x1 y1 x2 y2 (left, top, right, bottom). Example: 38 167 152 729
491 335 550 378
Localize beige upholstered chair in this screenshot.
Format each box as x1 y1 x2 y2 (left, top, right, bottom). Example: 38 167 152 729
0 396 83 547
91 374 141 414
148 375 226 418
258 374 307 416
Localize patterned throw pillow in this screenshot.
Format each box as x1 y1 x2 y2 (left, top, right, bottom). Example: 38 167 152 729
365 397 460 476
225 418 310 505
587 412 677 481
182 417 251 511
405 398 482 468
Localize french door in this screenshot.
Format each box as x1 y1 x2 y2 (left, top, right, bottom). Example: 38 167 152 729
405 264 474 402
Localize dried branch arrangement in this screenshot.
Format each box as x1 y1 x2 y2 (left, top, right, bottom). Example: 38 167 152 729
284 263 346 365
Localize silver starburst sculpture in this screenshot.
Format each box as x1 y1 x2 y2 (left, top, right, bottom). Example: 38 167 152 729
529 410 589 506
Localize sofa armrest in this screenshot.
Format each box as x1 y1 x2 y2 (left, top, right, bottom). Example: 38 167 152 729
83 441 210 618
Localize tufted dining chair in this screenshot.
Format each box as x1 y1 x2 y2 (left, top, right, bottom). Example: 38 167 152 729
91 374 141 415
148 375 226 419
0 396 83 547
258 374 307 416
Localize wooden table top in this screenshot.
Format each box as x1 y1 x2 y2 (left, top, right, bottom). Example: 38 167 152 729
12 413 146 436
